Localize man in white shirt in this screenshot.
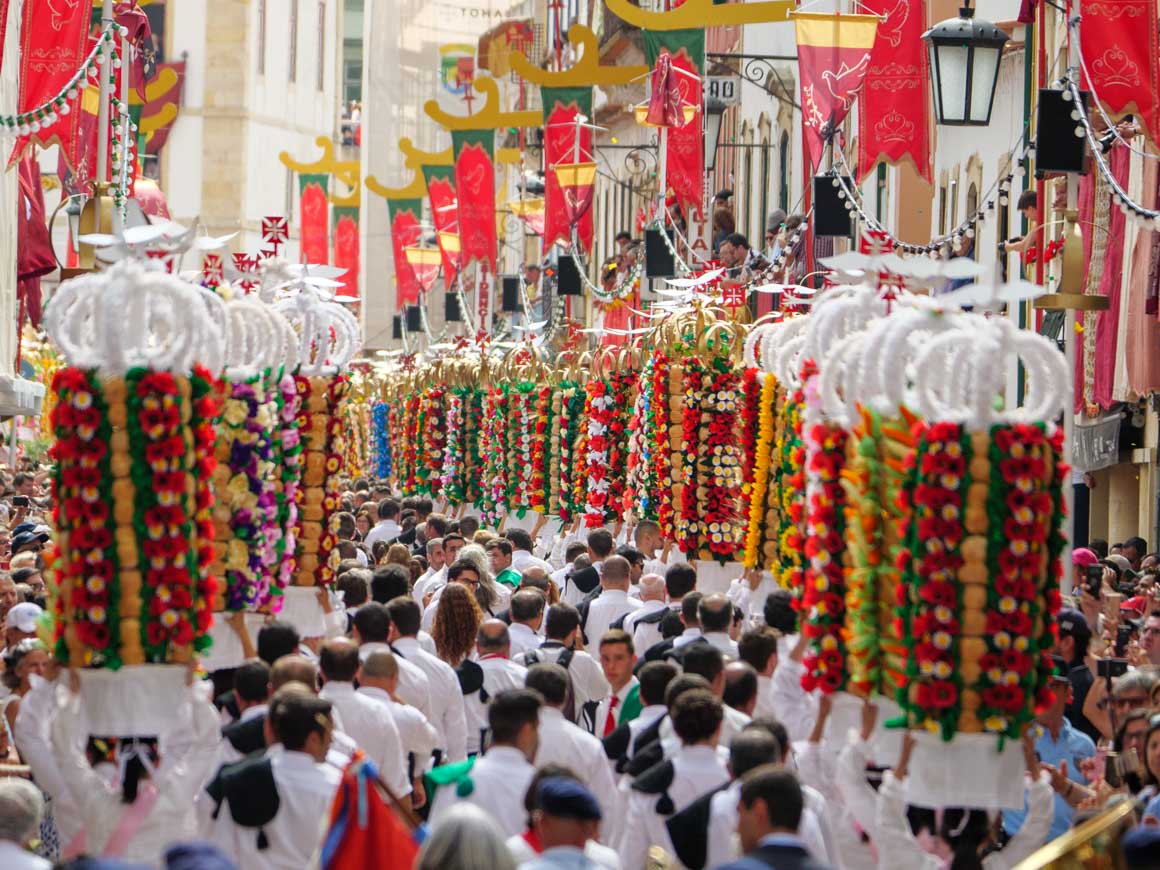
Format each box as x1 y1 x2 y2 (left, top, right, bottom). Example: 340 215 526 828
621 573 668 652
0 777 52 870
550 542 590 597
699 594 740 659
387 597 469 763
737 627 778 720
508 589 546 658
681 643 750 748
635 519 684 579
219 660 273 764
467 620 529 754
363 497 403 550
583 556 642 646
592 630 640 738
618 689 730 869
317 638 412 802
428 689 542 837
351 602 433 721
358 650 438 799
722 767 825 870
205 687 343 869
506 528 554 574
601 661 679 776
525 663 621 841
563 529 615 607
515 603 610 720
412 537 446 591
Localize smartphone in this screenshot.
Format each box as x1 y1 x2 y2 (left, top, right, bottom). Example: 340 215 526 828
1105 752 1123 788
1096 657 1129 679
1115 624 1133 657
1104 592 1123 625
1086 564 1104 597
11 495 29 508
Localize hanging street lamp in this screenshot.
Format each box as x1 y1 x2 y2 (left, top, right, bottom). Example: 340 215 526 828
923 2 1009 126
704 95 727 171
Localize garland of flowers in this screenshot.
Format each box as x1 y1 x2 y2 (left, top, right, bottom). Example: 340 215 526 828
508 384 536 514
572 384 592 521
739 368 763 520
529 385 553 514
50 369 119 667
975 423 1062 739
548 388 566 518
653 353 675 538
894 420 967 739
695 367 744 563
465 388 485 506
743 372 778 569
777 381 808 598
292 375 349 588
372 401 392 479
417 387 445 496
273 371 302 606
554 384 584 522
675 360 704 553
188 368 221 647
343 400 370 480
480 387 510 527
401 393 420 493
126 368 218 662
624 364 651 520
800 365 850 693
441 390 466 505
582 379 616 528
607 371 635 522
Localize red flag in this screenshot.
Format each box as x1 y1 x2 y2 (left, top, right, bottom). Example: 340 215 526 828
318 756 420 870
332 207 359 300
142 61 186 155
646 51 683 127
1080 0 1160 148
542 88 594 253
424 168 460 282
0 1 12 72
389 200 423 310
857 0 931 183
794 12 879 171
299 175 330 265
11 0 96 168
452 132 498 271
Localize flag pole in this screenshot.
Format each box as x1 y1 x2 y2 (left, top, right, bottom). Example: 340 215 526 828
94 0 114 232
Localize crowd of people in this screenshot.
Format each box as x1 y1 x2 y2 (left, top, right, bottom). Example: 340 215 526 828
0 478 1158 868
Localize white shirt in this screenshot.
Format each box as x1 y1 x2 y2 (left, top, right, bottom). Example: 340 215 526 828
508 622 542 658
704 779 832 868
393 635 469 762
363 519 402 550
512 549 554 574
206 747 343 870
672 627 703 649
703 631 740 659
54 690 221 866
428 745 534 838
622 599 669 654
535 707 622 842
357 641 433 721
584 589 642 646
318 682 410 797
592 677 638 738
514 642 610 716
770 656 818 745
507 835 621 869
623 705 668 762
658 705 749 753
753 673 776 720
219 703 270 765
12 674 82 843
413 566 447 607
562 561 603 608
358 686 439 773
0 842 50 870
617 744 730 869
464 656 528 755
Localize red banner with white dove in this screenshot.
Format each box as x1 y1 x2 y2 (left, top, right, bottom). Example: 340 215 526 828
332 207 359 300
422 165 460 284
794 12 880 172
451 130 498 272
388 199 423 310
1079 0 1160 148
857 0 930 183
10 0 95 167
542 87 594 253
643 30 705 220
298 174 330 266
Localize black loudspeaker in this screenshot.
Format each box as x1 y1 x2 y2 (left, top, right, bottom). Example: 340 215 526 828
445 291 461 323
557 255 582 295
501 276 521 312
813 175 854 237
405 305 421 332
392 315 402 340
1036 88 1089 175
644 227 676 278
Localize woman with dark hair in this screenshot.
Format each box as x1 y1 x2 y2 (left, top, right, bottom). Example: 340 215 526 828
1 640 57 860
875 733 1055 870
431 582 485 667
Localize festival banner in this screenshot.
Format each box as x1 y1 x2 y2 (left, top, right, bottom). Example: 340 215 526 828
0 1 11 72
298 173 330 266
1079 0 1160 148
332 206 360 300
422 164 461 283
388 198 424 310
142 61 187 154
542 86 594 252
643 29 705 218
10 0 95 167
793 12 879 172
857 0 930 183
451 129 498 271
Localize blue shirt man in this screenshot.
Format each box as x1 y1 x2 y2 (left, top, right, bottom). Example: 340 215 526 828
1002 713 1095 842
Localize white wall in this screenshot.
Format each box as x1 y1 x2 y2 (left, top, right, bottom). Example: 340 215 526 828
0 0 20 376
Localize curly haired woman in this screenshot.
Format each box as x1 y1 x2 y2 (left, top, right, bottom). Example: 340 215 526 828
431 581 485 667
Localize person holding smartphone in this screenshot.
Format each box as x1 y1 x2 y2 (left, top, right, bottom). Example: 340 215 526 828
1054 609 1100 741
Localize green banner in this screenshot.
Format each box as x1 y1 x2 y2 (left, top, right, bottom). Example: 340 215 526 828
421 163 457 189
298 172 328 194
540 86 593 122
451 129 495 161
642 28 706 71
387 198 423 221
